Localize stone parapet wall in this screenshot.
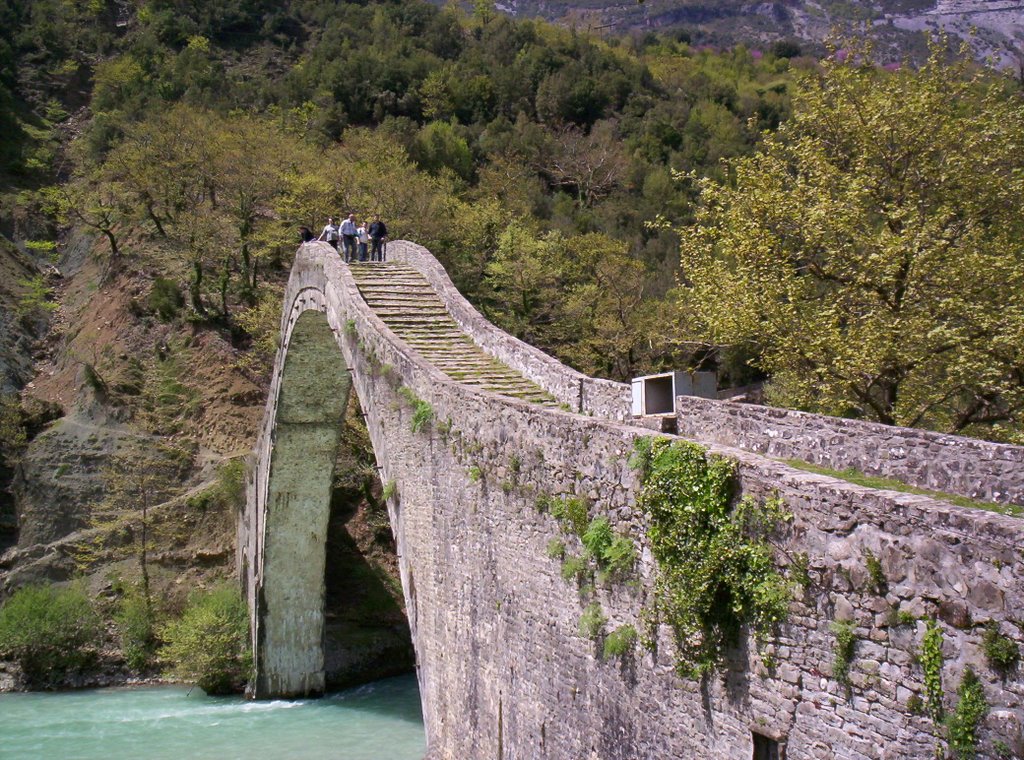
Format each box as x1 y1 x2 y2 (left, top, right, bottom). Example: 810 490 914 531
243 242 1024 758
675 396 1024 505
387 240 631 421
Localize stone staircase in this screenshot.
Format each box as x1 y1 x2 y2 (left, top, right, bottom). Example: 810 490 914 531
349 263 560 408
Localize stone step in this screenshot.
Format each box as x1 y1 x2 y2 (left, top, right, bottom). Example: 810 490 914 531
351 264 557 407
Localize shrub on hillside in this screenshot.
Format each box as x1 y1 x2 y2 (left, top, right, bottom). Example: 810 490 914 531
160 585 251 694
0 583 101 684
115 585 158 672
148 277 184 321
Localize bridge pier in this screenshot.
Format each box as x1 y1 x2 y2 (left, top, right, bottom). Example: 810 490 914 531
245 309 350 699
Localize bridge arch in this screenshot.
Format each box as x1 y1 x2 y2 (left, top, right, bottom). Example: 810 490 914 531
240 241 1024 759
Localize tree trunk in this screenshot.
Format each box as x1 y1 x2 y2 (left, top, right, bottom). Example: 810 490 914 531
190 260 206 315
219 262 230 319
146 203 166 237
140 488 150 604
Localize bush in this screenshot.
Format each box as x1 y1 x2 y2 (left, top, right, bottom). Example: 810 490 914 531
602 535 636 580
565 498 589 537
946 668 987 760
561 553 591 584
0 583 101 684
634 438 790 677
603 624 637 659
160 585 251 694
148 277 184 321
116 589 157 671
582 516 613 558
546 538 566 560
831 620 856 687
981 622 1019 676
579 602 606 640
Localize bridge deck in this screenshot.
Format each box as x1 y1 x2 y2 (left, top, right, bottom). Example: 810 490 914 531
349 262 560 408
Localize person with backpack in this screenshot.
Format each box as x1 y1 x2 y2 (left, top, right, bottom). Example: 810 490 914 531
339 213 358 263
369 215 388 262
317 217 340 250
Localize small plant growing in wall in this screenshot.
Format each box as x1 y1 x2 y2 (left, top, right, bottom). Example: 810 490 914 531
546 539 566 561
863 549 887 595
981 622 1020 677
906 694 926 716
564 497 590 537
398 387 433 433
946 667 987 760
789 552 812 592
579 602 606 640
603 625 637 660
561 554 591 585
630 437 790 678
830 620 857 688
343 319 357 336
468 465 482 482
381 480 398 502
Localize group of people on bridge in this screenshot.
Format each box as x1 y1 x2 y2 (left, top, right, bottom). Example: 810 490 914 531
300 213 388 263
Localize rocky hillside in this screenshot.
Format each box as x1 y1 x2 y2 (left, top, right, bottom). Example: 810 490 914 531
0 217 411 687
484 0 1024 67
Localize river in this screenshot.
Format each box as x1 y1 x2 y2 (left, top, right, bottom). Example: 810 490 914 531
0 673 425 759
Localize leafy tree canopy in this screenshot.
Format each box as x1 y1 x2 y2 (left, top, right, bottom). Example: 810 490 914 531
677 39 1024 440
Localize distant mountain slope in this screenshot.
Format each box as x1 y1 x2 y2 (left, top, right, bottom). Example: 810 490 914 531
483 0 1024 67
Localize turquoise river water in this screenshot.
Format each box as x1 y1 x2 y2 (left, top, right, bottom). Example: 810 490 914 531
0 673 425 760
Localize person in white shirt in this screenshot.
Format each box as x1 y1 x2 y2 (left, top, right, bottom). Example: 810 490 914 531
356 221 370 262
339 213 358 262
317 217 340 250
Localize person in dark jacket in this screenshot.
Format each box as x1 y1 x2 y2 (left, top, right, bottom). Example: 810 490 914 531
299 225 315 243
369 215 388 262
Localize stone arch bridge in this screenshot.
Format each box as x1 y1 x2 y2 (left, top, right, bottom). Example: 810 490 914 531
240 241 1024 759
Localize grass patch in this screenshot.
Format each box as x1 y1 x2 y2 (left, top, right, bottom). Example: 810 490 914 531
781 459 1022 517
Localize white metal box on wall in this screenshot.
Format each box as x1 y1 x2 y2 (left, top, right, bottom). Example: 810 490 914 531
631 371 716 416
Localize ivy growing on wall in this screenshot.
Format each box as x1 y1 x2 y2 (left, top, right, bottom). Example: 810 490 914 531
920 618 945 723
830 620 856 688
946 668 987 760
631 437 790 678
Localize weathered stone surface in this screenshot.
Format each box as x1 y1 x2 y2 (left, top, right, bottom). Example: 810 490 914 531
240 241 1024 759
675 396 1024 505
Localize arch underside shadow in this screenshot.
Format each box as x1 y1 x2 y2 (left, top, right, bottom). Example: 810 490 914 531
254 309 351 698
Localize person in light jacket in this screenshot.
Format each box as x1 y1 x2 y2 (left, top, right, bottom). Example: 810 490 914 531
339 213 357 263
356 220 370 262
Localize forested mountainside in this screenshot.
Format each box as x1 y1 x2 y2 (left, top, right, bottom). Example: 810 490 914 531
0 0 1022 690
474 0 1024 70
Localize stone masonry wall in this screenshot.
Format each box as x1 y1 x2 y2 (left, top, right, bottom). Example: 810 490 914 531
675 396 1024 505
243 242 1024 759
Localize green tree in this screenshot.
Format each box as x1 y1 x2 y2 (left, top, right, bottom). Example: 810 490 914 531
676 40 1024 440
101 441 192 609
160 584 251 694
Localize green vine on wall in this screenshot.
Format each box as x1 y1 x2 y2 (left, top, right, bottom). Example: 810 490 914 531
631 437 790 678
921 618 945 723
946 668 987 760
830 620 856 688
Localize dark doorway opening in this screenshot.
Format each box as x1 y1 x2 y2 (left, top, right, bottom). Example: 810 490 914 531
752 732 782 760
